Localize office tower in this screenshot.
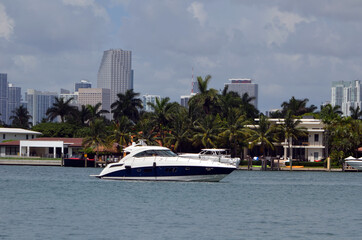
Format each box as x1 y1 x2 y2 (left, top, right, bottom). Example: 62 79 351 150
142 94 160 112
78 88 111 119
75 80 92 92
180 93 196 108
0 73 7 124
7 84 21 125
26 89 57 125
331 80 362 116
97 49 133 105
224 78 258 108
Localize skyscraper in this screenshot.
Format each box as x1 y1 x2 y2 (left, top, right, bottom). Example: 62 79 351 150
225 78 258 108
0 73 8 124
78 88 111 119
75 80 92 92
7 83 21 125
331 80 362 116
97 49 133 105
26 89 57 125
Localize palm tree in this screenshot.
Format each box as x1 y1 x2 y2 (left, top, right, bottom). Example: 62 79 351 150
87 103 109 124
219 86 242 119
82 118 109 164
165 107 191 152
10 105 32 129
191 114 221 149
248 114 277 158
281 96 317 117
219 108 251 158
188 75 220 117
320 104 342 124
147 97 177 145
108 116 133 153
350 106 362 120
278 111 307 170
240 92 259 120
111 89 143 123
46 97 77 123
134 117 159 145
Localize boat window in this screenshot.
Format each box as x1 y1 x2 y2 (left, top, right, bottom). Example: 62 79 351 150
134 150 178 158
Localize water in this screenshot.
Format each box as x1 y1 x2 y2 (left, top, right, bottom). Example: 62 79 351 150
0 166 362 240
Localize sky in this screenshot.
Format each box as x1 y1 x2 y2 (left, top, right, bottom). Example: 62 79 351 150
1 0 362 113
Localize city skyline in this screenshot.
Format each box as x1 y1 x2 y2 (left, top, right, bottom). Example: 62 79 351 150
2 1 362 112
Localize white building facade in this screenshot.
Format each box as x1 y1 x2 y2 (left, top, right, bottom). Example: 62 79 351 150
331 80 362 116
97 49 133 106
142 95 160 112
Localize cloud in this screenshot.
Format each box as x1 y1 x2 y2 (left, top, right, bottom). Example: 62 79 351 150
0 3 14 40
187 2 207 26
62 0 109 20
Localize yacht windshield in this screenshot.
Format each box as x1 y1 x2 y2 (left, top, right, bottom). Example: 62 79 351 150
134 149 178 158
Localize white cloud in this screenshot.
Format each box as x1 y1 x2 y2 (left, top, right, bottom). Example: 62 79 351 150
0 3 14 40
187 2 207 26
12 55 38 72
62 0 109 20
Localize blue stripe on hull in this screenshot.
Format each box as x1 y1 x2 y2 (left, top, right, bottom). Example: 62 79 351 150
102 165 234 178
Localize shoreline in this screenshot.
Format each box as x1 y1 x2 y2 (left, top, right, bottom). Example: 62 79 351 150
1 159 359 172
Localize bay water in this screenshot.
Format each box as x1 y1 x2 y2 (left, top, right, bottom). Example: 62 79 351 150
0 166 362 240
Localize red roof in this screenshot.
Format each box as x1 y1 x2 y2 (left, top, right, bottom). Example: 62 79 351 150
0 138 84 147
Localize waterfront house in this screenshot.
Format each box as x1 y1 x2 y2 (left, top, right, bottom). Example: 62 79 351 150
249 117 326 162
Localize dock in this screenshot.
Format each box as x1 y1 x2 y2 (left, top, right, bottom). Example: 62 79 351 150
0 159 61 166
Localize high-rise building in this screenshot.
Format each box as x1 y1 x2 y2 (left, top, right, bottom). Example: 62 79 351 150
142 94 160 112
224 78 258 108
0 73 8 124
97 49 133 106
75 80 92 92
331 80 362 116
7 83 21 125
180 93 196 108
78 88 111 119
25 89 57 125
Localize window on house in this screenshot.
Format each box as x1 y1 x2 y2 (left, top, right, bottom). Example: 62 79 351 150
314 152 319 160
314 134 319 142
26 135 29 140
3 134 5 139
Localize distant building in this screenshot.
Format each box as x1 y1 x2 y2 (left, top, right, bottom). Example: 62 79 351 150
7 83 21 125
78 88 111 119
331 80 362 116
25 89 57 125
225 78 258 109
0 73 8 124
142 95 160 112
180 93 196 108
59 92 79 107
75 80 92 92
97 49 133 106
60 88 70 94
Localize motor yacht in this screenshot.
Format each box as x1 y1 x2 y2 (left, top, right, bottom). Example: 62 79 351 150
93 143 236 182
178 149 240 167
346 157 362 170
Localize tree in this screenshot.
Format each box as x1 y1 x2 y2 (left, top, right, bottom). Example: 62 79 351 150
281 96 317 117
350 106 362 120
147 97 178 145
219 108 251 157
46 97 77 123
10 105 32 129
165 107 191 152
248 114 277 157
108 116 133 152
320 104 342 124
240 92 259 120
219 86 242 119
191 114 221 149
134 117 159 146
278 111 307 170
188 75 220 118
87 103 109 124
82 118 109 162
32 122 77 137
111 89 142 123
